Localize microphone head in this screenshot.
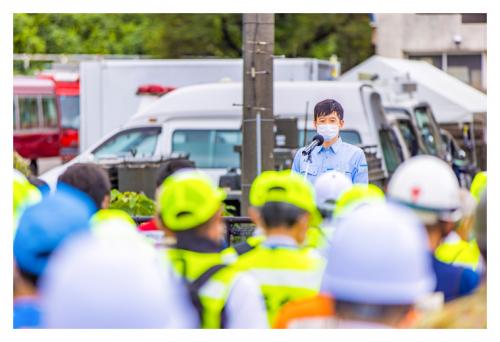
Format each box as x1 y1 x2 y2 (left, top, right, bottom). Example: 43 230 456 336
313 134 325 145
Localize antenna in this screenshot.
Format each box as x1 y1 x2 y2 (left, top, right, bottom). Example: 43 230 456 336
303 101 309 146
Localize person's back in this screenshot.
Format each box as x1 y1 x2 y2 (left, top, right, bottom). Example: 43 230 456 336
232 170 325 325
431 252 480 302
156 170 268 329
413 190 487 328
387 155 480 302
274 203 436 329
434 190 484 273
13 184 96 329
234 235 324 323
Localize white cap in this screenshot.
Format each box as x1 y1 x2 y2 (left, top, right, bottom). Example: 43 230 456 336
314 171 353 213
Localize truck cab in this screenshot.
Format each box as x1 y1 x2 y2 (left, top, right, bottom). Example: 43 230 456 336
385 101 447 161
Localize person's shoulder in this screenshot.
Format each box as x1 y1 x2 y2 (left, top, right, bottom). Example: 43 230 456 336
460 267 481 289
340 141 365 161
341 140 363 153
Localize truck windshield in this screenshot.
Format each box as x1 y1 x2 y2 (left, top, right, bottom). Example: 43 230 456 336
414 106 440 155
379 129 404 175
93 127 161 159
60 95 80 129
397 119 421 156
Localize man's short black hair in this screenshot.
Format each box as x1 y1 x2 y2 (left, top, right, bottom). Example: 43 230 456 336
57 163 111 209
156 158 196 188
314 99 344 121
260 201 307 228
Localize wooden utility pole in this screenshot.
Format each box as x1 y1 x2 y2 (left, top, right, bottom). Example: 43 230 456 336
241 14 275 215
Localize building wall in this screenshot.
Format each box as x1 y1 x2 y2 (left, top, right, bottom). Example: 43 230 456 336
375 14 486 56
373 14 487 90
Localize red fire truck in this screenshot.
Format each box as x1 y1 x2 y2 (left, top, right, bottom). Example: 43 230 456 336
38 71 80 162
13 73 80 175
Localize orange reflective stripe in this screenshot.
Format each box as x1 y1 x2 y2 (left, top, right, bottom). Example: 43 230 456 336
273 294 334 329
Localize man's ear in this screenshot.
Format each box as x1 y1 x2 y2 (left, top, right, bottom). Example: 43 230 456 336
312 119 317 129
295 213 311 244
101 194 110 209
339 119 345 129
248 206 263 227
155 213 166 230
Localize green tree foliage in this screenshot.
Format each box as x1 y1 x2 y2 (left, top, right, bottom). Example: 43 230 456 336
14 14 159 55
14 13 373 72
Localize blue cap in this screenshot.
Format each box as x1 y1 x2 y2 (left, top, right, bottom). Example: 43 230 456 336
14 183 96 277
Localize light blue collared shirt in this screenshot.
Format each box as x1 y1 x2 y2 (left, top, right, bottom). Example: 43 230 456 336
291 137 368 185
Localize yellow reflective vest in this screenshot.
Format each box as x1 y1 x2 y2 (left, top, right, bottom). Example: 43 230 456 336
435 235 482 271
166 247 241 329
231 236 325 325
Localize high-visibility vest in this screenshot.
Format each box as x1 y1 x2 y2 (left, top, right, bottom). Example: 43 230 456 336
435 239 482 271
166 248 241 329
231 238 325 325
304 225 335 250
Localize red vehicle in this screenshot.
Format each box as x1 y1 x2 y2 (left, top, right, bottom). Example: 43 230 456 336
38 72 80 163
13 73 80 175
14 77 60 174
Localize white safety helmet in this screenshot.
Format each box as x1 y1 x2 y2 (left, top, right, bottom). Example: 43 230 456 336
321 202 435 305
314 171 353 217
387 155 462 225
40 233 176 328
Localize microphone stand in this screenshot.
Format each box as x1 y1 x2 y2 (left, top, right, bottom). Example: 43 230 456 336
304 150 313 180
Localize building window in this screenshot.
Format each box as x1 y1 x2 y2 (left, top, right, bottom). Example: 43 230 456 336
447 54 482 89
408 55 443 69
461 14 486 24
408 53 483 90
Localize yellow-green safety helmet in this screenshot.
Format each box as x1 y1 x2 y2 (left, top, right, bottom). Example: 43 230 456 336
157 170 226 231
470 171 486 202
334 183 385 218
249 170 322 227
90 209 136 229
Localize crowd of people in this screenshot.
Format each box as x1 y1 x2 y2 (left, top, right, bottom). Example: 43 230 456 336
13 154 487 329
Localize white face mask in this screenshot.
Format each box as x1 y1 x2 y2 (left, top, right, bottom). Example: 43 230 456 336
317 124 339 141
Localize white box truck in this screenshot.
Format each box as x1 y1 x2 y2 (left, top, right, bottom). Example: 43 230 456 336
79 58 337 151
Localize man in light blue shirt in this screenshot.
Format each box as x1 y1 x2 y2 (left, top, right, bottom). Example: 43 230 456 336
292 99 368 185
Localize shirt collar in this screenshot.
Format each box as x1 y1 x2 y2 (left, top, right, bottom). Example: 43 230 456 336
316 137 343 155
175 235 222 253
263 235 298 248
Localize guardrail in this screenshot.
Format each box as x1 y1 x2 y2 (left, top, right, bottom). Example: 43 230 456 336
132 216 255 245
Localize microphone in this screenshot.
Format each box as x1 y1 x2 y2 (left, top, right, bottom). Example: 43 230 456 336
302 134 324 156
